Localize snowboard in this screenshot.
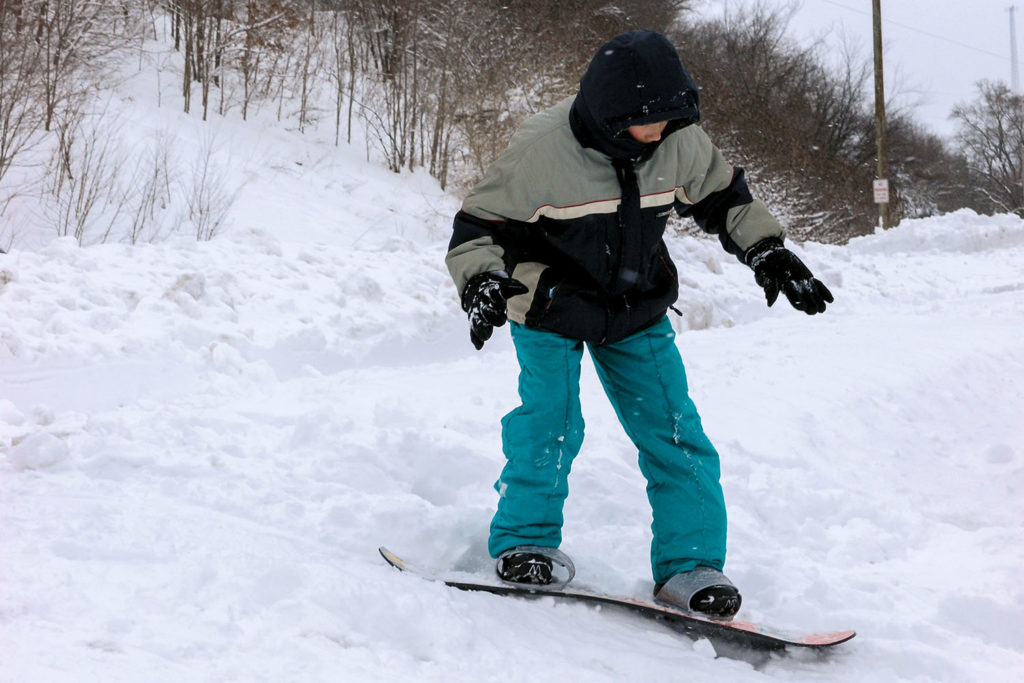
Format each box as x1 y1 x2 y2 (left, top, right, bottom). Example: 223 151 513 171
379 547 855 653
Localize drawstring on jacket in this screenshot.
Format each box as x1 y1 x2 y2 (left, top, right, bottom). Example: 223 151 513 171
611 157 643 295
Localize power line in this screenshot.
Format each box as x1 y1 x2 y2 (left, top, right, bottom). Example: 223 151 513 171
818 0 1012 61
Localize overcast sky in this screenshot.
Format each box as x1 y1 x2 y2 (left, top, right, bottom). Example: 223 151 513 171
690 0 1017 138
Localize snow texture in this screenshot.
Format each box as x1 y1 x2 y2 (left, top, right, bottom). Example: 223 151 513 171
2 48 1023 683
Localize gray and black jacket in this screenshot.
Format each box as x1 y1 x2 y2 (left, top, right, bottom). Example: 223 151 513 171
446 30 783 345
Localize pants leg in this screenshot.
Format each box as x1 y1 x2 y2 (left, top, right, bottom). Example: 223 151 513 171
588 316 727 584
488 323 586 557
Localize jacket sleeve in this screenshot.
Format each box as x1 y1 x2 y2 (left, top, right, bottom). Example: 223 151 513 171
673 126 784 262
445 142 542 294
445 211 510 294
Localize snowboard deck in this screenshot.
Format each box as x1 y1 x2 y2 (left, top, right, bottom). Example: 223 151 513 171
379 547 855 652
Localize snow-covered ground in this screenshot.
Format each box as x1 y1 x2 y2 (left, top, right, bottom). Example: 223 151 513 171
2 42 1023 683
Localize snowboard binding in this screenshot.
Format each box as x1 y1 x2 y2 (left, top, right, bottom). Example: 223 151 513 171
496 545 576 587
654 566 742 618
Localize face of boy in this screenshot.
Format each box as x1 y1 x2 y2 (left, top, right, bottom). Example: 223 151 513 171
626 120 669 143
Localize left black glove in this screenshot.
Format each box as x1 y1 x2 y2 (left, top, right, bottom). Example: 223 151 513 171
745 237 834 315
461 271 529 350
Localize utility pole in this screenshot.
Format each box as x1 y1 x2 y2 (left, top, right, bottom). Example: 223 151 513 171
1010 6 1024 210
872 0 891 229
1011 6 1020 91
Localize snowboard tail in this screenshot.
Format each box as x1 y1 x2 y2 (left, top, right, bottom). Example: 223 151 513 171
378 547 855 652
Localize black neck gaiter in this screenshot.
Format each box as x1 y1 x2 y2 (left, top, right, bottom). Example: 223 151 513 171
570 94 651 294
569 92 651 162
612 158 643 294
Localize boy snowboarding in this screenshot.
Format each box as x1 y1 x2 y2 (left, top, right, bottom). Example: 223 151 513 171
445 30 832 617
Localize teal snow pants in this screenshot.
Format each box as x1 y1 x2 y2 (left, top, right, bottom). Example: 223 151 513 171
489 316 727 584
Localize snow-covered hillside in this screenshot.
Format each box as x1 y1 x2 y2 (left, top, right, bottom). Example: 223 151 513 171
2 39 1023 683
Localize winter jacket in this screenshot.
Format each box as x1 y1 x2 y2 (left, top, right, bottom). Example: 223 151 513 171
446 30 783 345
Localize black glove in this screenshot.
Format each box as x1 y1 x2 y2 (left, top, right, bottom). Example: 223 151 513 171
745 237 834 315
461 271 529 350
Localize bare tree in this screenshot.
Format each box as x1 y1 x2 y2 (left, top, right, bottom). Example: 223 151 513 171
335 0 691 186
9 0 985 249
673 8 879 241
324 7 348 145
671 6 970 241
347 1 418 172
47 104 123 244
2 0 152 238
32 0 129 131
951 80 1024 215
118 130 176 244
185 133 236 241
0 4 47 213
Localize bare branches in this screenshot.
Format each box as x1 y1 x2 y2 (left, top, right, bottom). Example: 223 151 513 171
671 6 968 241
951 81 1024 215
4 1 1004 248
42 99 233 245
1 0 151 236
44 103 178 245
0 8 47 201
47 105 118 243
185 133 236 241
120 130 176 244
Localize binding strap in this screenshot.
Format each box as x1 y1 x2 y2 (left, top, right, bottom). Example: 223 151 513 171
498 545 576 587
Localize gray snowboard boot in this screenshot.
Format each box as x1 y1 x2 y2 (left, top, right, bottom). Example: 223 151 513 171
653 566 742 618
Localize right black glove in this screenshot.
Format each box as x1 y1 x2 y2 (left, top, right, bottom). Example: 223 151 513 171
745 237 834 315
461 271 529 350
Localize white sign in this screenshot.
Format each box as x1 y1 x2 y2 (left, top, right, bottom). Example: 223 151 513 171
873 178 890 204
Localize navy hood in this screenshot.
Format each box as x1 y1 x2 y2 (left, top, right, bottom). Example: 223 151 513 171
570 30 701 161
